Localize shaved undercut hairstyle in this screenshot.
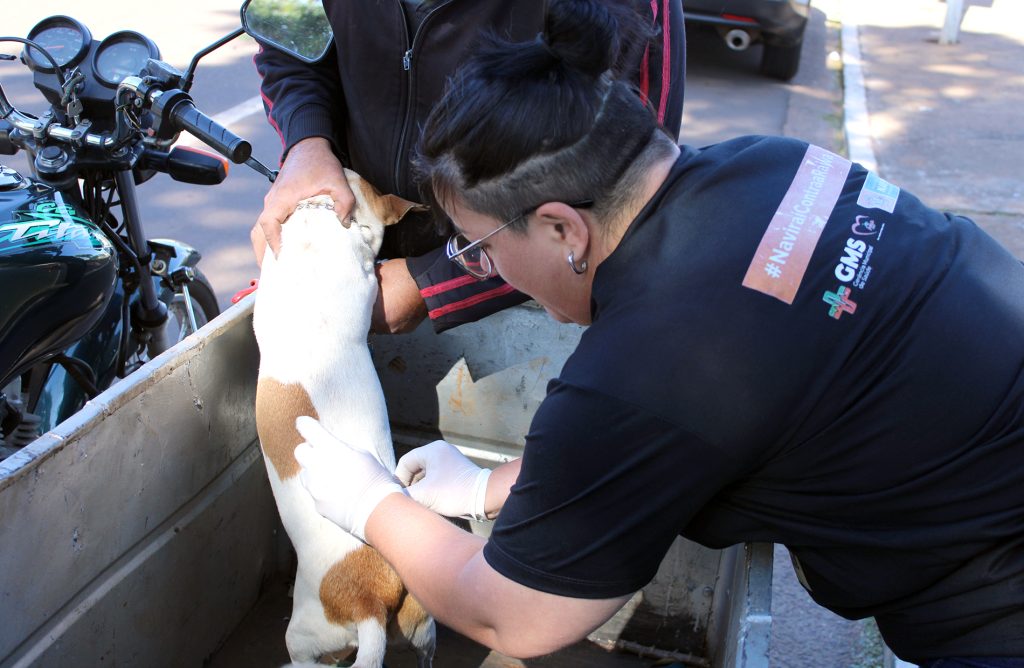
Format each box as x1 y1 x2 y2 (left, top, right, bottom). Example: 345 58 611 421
415 0 679 233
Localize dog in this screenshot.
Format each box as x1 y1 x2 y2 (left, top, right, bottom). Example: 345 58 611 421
252 172 436 667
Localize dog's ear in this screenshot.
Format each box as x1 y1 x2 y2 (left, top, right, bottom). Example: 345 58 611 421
349 172 428 227
376 193 429 227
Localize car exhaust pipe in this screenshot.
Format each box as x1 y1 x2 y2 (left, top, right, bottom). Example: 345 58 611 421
723 28 752 51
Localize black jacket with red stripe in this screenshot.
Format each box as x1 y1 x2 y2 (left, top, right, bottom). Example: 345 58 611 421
255 0 685 332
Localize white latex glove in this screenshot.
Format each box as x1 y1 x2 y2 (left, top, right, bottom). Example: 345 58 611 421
395 440 491 521
294 416 405 542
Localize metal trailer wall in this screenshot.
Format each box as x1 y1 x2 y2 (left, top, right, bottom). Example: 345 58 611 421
0 297 772 667
0 298 280 668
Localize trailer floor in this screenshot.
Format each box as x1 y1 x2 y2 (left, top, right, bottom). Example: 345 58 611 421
206 575 668 668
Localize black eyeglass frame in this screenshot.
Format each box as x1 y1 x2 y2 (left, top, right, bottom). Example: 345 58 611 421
445 199 594 280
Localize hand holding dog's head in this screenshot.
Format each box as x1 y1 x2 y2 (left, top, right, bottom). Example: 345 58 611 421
265 172 427 342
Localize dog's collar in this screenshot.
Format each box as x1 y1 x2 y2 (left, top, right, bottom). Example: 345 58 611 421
294 195 359 227
295 196 336 211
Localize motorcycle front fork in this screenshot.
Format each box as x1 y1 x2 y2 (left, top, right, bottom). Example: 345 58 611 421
115 170 171 359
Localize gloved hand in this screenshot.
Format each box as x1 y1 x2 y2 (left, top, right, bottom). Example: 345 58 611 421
294 416 405 542
395 440 491 521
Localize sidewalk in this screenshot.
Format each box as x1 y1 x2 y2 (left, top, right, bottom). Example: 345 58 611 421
846 0 1024 257
768 3 1022 666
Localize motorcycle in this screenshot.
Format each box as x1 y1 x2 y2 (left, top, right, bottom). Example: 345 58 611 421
0 1 321 459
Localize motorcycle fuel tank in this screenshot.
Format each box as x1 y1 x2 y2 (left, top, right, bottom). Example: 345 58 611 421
0 165 117 386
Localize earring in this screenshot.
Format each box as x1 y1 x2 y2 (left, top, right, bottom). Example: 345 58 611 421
567 250 588 275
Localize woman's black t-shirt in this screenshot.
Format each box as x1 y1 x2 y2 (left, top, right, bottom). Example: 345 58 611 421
483 136 1024 661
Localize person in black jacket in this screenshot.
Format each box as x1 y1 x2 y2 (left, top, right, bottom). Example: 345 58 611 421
251 0 685 334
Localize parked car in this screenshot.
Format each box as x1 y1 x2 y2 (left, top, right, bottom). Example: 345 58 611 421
683 0 811 80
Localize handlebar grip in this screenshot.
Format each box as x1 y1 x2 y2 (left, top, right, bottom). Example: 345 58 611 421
169 101 251 164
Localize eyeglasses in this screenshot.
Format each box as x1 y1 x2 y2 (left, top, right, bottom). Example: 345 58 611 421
445 200 593 280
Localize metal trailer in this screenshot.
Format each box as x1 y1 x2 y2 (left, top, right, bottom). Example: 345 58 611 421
0 297 772 668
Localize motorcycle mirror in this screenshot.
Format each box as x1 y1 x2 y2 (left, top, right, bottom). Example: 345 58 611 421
240 0 333 64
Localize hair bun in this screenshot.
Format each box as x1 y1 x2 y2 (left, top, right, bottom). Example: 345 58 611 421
542 0 619 78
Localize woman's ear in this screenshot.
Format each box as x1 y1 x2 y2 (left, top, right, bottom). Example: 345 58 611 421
534 201 591 252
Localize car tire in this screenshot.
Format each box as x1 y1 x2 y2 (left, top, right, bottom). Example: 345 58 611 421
760 39 803 81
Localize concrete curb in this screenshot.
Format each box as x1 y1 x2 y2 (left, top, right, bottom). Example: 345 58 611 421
838 1 878 171
835 0 876 172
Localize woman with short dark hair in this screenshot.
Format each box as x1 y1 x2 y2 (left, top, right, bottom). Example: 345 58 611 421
294 1 1024 664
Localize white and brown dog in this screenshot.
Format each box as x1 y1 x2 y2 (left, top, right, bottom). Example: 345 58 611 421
252 172 435 667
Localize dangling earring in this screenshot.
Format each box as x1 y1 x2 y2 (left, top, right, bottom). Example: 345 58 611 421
567 250 588 275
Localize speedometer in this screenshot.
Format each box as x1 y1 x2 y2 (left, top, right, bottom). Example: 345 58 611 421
93 31 160 87
24 16 91 73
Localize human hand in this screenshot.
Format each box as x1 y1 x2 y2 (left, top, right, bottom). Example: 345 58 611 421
251 137 355 265
395 440 491 521
294 416 405 541
372 259 428 334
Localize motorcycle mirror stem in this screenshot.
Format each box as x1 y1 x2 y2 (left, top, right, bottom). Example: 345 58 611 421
180 27 245 94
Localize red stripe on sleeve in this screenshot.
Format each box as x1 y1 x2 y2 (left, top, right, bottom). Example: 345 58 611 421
639 0 658 107
427 284 518 320
419 274 480 298
659 0 671 123
253 47 286 152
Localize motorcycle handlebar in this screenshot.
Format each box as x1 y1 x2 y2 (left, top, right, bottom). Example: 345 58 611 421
168 99 251 165
1 72 259 172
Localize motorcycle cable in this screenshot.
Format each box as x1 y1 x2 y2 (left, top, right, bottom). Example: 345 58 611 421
117 286 131 376
76 171 148 377
0 36 68 90
85 172 120 232
52 355 99 399
1 37 87 132
92 181 151 376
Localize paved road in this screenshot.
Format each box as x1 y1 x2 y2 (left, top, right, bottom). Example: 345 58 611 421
3 2 876 665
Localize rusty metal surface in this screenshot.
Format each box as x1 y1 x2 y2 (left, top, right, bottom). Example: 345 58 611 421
371 302 584 462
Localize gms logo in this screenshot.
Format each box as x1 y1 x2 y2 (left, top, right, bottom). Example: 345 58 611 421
834 237 868 283
822 214 882 319
823 234 872 320
833 231 876 291
823 285 857 320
